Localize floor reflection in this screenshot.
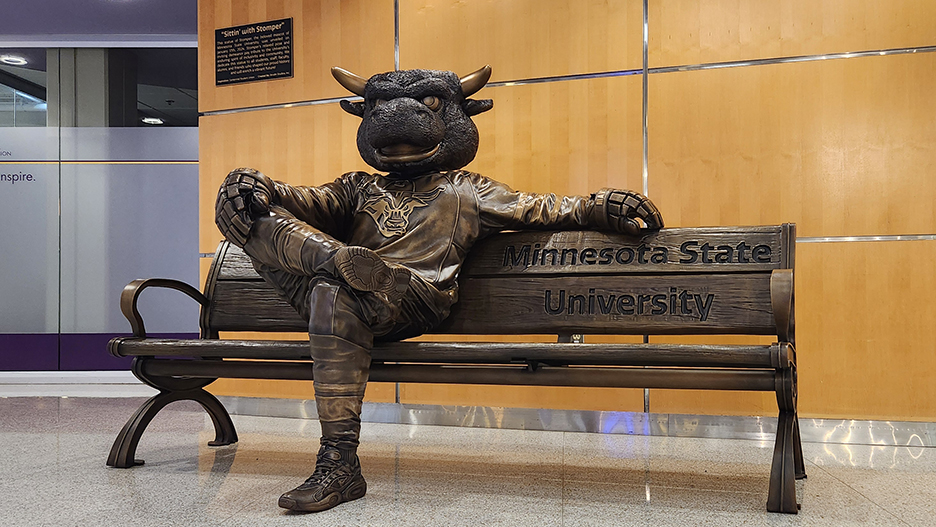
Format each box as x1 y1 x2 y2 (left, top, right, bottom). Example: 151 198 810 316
2 397 934 526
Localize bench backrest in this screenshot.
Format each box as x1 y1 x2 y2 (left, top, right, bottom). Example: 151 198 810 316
202 224 795 340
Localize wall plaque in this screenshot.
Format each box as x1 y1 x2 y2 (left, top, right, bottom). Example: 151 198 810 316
215 18 293 86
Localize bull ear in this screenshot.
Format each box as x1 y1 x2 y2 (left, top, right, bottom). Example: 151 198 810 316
340 99 365 117
460 65 492 97
462 99 493 116
331 66 367 96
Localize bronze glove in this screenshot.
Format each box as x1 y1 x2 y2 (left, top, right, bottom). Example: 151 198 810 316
590 188 664 235
215 167 276 247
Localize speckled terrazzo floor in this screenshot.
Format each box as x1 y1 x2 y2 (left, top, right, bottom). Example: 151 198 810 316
1 396 932 526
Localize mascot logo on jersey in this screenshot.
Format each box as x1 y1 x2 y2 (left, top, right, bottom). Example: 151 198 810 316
361 187 444 237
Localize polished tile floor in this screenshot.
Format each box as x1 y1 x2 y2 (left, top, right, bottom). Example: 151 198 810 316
1 396 933 526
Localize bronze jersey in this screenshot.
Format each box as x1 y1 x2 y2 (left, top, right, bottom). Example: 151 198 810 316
272 170 595 296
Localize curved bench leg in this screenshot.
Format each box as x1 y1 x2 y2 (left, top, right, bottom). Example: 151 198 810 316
767 411 799 513
108 390 183 468
192 388 239 447
106 388 238 468
768 366 799 514
793 414 807 480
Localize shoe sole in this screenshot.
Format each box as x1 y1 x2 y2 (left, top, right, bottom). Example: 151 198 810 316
334 246 410 302
278 478 367 513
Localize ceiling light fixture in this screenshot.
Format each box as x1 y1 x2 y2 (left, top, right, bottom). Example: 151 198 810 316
0 55 28 66
141 117 165 125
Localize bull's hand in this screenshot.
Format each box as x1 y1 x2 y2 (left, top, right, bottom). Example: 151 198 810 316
215 167 275 247
591 188 664 235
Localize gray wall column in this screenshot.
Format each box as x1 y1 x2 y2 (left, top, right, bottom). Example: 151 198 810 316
47 49 138 127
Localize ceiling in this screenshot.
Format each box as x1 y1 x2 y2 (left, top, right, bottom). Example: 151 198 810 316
0 0 196 47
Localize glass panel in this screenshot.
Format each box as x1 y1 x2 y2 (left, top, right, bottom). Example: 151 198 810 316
13 90 47 126
0 84 14 126
0 160 60 333
0 48 49 128
60 127 198 162
0 128 60 370
134 48 199 127
0 47 199 371
59 154 199 335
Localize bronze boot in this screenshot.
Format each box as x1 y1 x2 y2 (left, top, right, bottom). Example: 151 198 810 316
278 280 374 513
334 246 411 303
278 369 369 512
277 436 367 512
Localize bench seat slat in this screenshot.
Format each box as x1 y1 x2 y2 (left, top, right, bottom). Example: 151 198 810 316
111 337 781 368
141 358 779 392
464 226 787 277
206 272 779 335
208 281 307 332
439 273 776 335
213 241 263 281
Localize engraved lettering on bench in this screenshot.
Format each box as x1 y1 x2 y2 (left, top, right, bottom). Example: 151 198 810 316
504 243 669 267
503 239 773 268
544 288 716 321
678 241 772 264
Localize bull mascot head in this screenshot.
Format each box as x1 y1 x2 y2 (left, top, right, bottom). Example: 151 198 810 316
331 65 494 177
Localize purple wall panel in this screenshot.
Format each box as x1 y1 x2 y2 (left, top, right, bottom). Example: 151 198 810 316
0 334 59 371
0 333 199 371
59 333 199 371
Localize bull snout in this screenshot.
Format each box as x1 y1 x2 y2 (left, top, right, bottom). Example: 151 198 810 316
366 97 445 150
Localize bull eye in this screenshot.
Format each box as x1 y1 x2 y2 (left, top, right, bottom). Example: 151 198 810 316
375 98 388 107
421 96 442 111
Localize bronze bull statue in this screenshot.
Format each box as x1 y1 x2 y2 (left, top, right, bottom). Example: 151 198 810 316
215 65 663 512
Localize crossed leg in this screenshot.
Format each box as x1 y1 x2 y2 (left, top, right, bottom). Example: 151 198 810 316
241 207 434 512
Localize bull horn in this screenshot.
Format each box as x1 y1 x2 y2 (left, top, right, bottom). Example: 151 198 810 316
460 65 492 97
331 67 367 96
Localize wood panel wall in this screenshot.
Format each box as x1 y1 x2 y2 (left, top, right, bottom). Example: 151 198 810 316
649 53 936 236
399 0 643 78
649 0 936 67
199 0 936 421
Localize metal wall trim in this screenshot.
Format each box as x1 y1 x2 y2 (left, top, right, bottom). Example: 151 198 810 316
649 45 936 75
798 234 936 243
219 396 936 447
488 69 643 88
199 45 936 118
54 161 198 165
201 96 361 117
200 71 644 117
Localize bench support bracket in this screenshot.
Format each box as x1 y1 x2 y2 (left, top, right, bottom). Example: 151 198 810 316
766 366 803 513
106 357 239 468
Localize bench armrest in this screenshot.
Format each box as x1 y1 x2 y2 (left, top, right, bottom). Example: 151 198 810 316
120 278 209 338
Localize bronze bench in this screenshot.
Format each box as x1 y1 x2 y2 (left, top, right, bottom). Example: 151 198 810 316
106 224 804 513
